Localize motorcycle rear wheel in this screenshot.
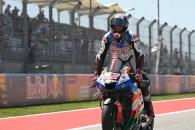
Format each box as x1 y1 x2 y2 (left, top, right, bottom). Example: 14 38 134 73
143 117 154 130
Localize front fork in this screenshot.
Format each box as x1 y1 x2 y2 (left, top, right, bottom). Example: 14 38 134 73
114 101 124 124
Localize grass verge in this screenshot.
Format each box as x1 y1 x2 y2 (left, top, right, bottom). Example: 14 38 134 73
0 93 195 118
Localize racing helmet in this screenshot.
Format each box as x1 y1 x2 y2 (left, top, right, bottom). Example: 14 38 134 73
111 13 129 34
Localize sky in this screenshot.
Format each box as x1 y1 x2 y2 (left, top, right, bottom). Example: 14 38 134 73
98 0 195 31
2 0 195 31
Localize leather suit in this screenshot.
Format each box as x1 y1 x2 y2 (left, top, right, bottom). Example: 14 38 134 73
94 30 155 117
95 30 143 75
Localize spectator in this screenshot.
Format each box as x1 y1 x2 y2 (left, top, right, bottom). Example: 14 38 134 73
3 4 13 37
28 43 36 72
28 43 36 64
34 19 49 47
4 4 11 16
173 48 182 74
27 16 32 48
185 52 188 61
163 45 168 56
173 48 179 60
37 10 45 22
11 6 19 17
39 19 49 35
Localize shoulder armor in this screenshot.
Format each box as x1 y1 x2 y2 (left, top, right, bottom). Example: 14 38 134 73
129 31 139 42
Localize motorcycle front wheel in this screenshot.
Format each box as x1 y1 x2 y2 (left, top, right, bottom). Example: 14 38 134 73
102 104 115 130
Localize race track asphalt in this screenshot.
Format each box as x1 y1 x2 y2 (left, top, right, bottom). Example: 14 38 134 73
70 109 195 130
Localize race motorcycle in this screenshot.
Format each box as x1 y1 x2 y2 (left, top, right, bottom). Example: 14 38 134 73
94 66 154 130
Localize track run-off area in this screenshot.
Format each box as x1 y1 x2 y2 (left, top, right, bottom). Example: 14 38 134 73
1 98 195 130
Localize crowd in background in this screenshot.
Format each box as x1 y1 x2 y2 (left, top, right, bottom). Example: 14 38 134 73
4 5 19 17
3 4 50 47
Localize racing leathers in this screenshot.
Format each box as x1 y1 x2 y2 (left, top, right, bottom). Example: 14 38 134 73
94 30 154 117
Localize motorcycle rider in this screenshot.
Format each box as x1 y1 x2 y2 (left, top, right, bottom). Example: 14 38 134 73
92 13 155 117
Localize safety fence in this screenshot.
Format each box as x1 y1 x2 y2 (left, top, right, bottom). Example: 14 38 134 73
0 14 105 73
1 74 195 107
0 0 195 75
128 17 195 75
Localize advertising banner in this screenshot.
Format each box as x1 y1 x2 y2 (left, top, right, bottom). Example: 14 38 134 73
64 74 95 101
0 74 65 107
1 74 195 107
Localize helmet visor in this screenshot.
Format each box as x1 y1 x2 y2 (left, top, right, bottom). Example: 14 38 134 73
111 18 125 27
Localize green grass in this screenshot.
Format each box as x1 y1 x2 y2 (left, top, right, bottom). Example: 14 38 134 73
152 93 195 101
0 93 195 118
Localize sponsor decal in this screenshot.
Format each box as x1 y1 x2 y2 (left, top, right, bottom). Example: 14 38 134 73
120 84 126 88
112 44 133 53
64 75 93 101
0 75 6 92
131 89 144 117
0 75 8 105
48 74 63 99
26 75 47 100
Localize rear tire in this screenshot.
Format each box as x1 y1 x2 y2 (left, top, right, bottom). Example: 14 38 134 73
145 117 154 130
102 104 114 130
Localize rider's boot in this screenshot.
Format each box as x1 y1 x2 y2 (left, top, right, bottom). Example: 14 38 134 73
142 86 155 117
144 99 155 117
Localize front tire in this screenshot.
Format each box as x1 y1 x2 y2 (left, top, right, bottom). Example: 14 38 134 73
102 104 114 130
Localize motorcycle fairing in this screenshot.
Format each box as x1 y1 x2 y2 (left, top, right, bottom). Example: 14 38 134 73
130 89 144 118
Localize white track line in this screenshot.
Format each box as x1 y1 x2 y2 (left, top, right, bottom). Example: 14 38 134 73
68 109 195 130
156 109 195 117
152 97 195 103
68 124 101 130
1 97 195 120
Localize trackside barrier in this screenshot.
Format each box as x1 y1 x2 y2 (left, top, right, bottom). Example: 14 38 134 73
0 74 195 107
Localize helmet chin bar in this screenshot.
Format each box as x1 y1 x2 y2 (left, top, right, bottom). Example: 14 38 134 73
113 33 121 39
112 32 125 42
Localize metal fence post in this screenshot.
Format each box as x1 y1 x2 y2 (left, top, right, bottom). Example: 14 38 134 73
0 0 4 14
159 23 168 37
188 30 195 74
89 8 100 50
70 2 81 73
136 17 144 37
49 2 54 73
179 27 186 73
22 0 28 73
69 10 76 73
148 19 157 72
159 22 168 74
57 9 61 23
170 25 177 73
89 7 101 71
127 14 132 20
